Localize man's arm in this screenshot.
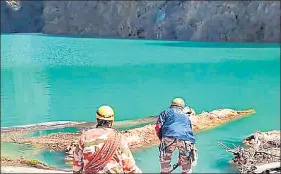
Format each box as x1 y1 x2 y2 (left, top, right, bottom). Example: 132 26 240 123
72 139 84 173
119 135 142 173
155 111 166 140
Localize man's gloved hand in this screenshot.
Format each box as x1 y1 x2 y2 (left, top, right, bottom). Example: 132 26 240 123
155 124 162 140
183 107 196 116
183 107 192 114
177 159 182 166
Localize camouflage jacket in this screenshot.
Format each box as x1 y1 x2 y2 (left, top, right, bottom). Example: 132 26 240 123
73 127 142 173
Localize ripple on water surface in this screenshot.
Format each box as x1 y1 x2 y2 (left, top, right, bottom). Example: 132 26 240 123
24 127 80 137
1 142 41 159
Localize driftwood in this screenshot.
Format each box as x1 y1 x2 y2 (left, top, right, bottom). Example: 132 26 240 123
219 130 280 173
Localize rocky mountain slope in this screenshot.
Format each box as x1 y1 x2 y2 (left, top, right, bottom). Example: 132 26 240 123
1 1 280 42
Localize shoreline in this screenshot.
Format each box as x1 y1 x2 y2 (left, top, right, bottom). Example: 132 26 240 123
2 33 281 45
3 130 279 173
1 156 71 173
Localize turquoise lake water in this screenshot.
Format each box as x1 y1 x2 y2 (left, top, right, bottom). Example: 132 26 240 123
1 34 280 172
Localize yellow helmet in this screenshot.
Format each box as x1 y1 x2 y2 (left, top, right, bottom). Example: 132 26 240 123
171 98 185 108
96 105 115 121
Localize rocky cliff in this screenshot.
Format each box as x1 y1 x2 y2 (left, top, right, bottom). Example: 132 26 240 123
2 1 280 42
1 1 44 33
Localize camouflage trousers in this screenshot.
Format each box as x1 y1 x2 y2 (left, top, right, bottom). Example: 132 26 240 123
159 137 194 174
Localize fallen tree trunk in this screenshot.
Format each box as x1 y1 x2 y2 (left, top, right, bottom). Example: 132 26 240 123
219 130 280 173
2 108 255 166
2 108 255 151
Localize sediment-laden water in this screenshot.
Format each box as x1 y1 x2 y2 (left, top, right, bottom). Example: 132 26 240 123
1 34 280 173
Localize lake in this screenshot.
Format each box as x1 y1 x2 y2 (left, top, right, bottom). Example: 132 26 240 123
1 34 280 172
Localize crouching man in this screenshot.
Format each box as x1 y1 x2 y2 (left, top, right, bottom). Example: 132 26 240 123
155 98 198 174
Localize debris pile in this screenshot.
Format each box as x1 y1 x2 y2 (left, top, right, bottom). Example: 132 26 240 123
219 130 280 173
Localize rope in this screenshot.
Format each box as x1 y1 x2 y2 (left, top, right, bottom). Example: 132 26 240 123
84 130 121 173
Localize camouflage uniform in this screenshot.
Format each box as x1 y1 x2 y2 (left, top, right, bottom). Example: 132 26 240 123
73 128 142 173
159 137 194 174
